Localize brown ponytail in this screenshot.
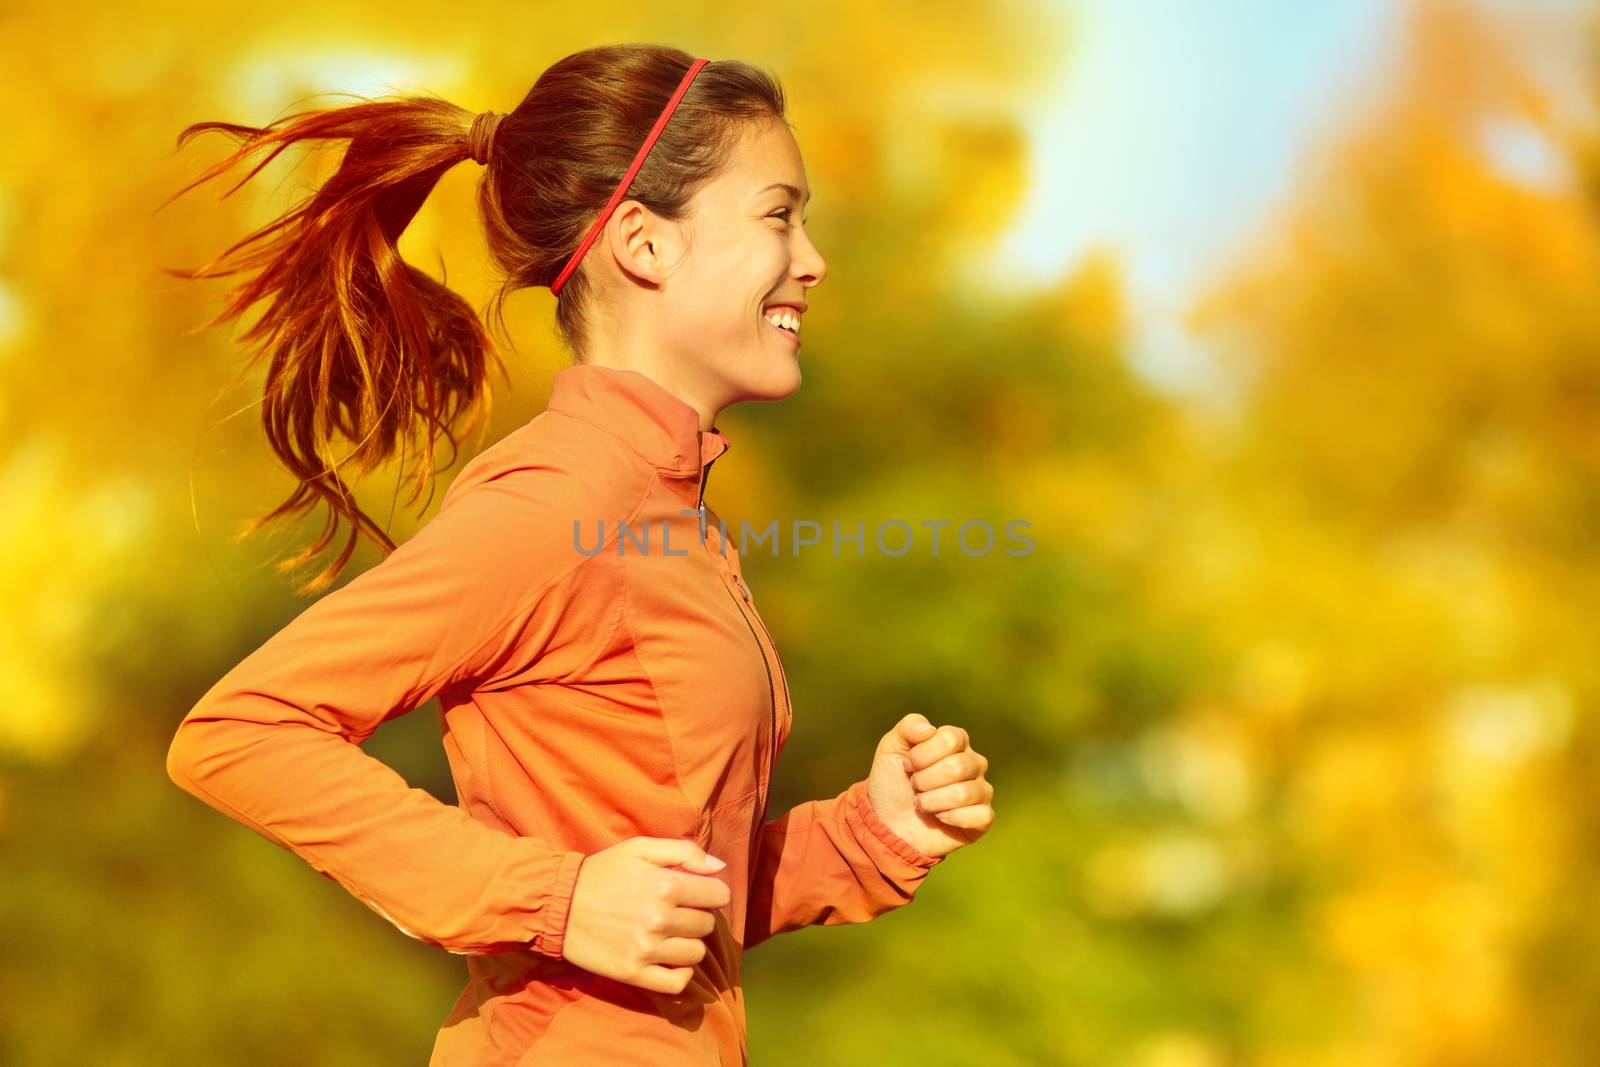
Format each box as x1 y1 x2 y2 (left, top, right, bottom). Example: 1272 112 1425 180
163 44 786 596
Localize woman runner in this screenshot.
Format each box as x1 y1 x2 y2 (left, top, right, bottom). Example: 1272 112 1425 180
163 43 995 1066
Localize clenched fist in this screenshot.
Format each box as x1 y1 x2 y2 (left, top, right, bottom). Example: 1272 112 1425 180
864 712 995 860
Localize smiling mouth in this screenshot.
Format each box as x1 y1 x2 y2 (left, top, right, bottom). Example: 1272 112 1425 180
762 315 801 348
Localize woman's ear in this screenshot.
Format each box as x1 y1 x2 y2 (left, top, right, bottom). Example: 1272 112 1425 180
603 199 688 287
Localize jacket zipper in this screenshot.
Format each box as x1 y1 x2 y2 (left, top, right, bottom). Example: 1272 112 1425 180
697 451 711 518
746 605 789 739
732 596 776 802
698 449 779 804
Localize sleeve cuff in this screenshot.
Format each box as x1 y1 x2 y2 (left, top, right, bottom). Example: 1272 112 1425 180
845 779 944 871
531 850 588 960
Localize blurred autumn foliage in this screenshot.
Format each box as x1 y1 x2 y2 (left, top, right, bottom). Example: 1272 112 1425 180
3 0 1600 1064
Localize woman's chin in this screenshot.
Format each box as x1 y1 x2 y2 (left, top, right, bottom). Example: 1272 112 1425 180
739 360 802 403
768 359 803 398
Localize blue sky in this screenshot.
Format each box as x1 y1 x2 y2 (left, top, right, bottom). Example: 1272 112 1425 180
978 0 1590 401
981 0 1397 397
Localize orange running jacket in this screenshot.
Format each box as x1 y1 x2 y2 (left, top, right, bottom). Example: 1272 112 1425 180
166 361 945 1065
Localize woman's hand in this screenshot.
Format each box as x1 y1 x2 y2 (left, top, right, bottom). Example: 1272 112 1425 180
561 837 732 995
864 713 994 860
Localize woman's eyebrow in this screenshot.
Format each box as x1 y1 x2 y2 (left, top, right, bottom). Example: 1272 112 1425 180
756 181 812 206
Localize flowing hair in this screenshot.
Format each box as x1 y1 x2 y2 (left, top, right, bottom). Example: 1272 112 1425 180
160 44 786 595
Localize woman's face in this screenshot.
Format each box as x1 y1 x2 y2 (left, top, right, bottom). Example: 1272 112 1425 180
593 117 827 423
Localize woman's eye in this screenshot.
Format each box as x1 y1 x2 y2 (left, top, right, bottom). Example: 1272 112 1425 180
768 209 792 222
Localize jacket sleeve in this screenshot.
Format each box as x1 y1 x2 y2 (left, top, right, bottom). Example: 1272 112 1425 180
742 777 944 951
166 463 593 959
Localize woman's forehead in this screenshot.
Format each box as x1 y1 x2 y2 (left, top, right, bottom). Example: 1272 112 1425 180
726 123 809 197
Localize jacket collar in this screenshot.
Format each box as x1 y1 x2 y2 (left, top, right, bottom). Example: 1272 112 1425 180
545 362 730 477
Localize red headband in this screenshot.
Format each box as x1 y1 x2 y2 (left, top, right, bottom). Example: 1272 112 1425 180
550 58 710 295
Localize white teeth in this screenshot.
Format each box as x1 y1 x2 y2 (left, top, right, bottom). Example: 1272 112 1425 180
764 310 800 334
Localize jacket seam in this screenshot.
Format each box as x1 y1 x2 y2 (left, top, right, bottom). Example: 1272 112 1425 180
619 471 699 824
418 463 654 700
545 408 699 477
546 565 628 686
476 469 652 830
710 784 761 817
